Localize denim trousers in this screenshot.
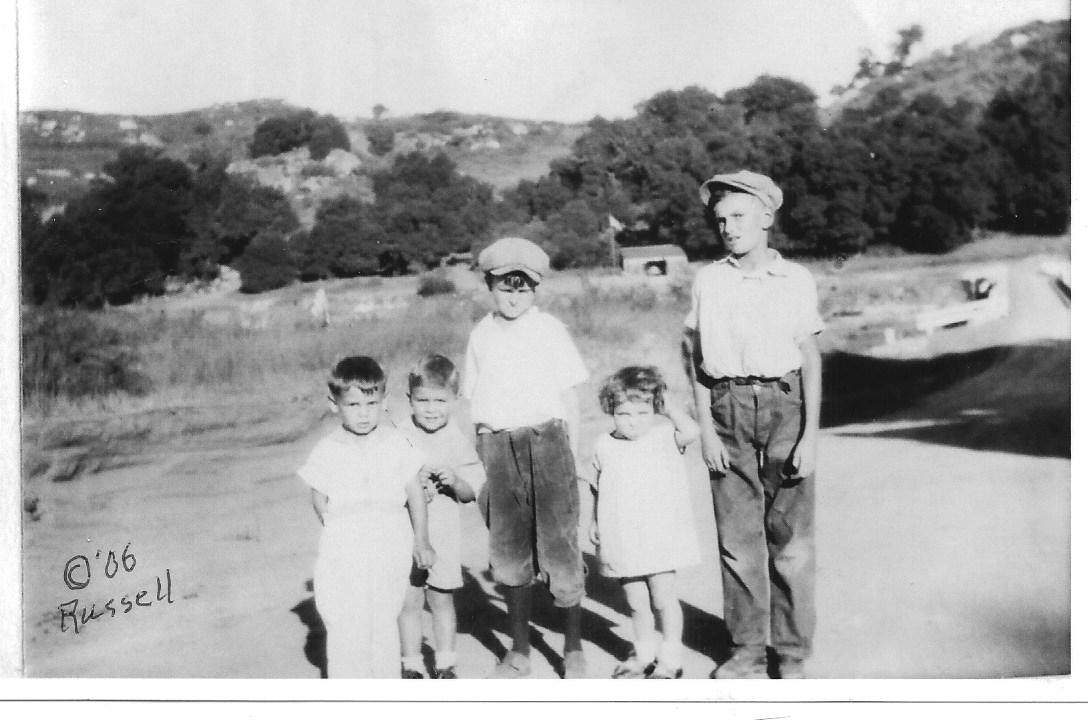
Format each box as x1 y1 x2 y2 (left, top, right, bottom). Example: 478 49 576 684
709 372 815 660
476 419 584 608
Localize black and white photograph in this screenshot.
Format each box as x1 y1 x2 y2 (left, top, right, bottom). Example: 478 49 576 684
2 0 1077 705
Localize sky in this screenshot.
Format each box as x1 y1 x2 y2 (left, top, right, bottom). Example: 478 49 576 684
16 0 1072 122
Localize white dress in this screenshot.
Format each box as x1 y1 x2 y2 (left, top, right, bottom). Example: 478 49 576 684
299 424 424 678
592 422 701 578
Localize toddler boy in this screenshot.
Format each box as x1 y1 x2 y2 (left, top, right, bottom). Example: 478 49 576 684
465 237 590 678
298 356 434 678
397 354 486 679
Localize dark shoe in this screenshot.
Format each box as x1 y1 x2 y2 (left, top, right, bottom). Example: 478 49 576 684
776 656 805 679
434 666 458 679
491 650 531 678
711 650 767 679
563 649 588 678
648 663 682 679
611 654 652 679
401 668 426 679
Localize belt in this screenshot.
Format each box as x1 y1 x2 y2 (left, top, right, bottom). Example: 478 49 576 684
715 370 798 392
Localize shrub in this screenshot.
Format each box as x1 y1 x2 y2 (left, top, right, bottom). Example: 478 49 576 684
236 231 298 293
367 124 396 156
417 270 457 297
21 308 152 409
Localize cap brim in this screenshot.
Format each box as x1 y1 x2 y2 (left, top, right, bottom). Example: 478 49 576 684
486 263 543 282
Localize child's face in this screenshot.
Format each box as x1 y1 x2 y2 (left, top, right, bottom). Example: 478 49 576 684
490 283 535 321
713 192 772 257
612 399 656 441
330 385 385 436
409 385 455 433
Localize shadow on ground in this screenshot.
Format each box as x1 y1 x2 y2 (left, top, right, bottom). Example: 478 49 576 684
822 342 1069 458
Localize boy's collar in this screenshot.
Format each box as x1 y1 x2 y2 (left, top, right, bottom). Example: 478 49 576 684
489 305 539 323
722 249 789 277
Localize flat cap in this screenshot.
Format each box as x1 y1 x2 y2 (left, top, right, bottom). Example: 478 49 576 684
699 170 783 211
478 237 550 283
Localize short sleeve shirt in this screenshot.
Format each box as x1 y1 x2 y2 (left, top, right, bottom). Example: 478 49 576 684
684 250 823 379
298 424 425 522
397 420 486 495
463 307 589 429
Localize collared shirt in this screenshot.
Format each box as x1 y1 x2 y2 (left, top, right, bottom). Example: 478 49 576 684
464 306 589 430
684 249 824 379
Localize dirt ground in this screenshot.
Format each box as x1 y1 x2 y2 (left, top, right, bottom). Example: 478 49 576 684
20 254 1070 680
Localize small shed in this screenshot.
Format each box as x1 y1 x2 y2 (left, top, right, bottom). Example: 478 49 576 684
618 244 688 276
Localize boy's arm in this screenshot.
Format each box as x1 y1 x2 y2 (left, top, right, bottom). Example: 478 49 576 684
787 333 822 479
405 478 435 568
310 489 329 526
685 328 729 473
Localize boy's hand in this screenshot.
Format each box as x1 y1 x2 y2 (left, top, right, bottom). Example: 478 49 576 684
430 467 455 491
700 428 730 475
785 433 817 479
414 541 436 570
418 467 438 503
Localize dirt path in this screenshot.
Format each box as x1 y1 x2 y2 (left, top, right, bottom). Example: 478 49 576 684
21 256 1070 678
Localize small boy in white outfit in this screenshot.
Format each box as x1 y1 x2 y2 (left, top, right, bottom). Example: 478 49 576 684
299 356 435 678
397 354 486 679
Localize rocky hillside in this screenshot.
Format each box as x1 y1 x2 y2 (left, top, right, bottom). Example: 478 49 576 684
19 99 585 214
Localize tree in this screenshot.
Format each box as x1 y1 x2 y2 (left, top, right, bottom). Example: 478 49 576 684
236 230 298 293
367 124 396 156
372 104 388 121
299 195 389 278
250 110 349 159
212 176 299 263
980 57 1070 234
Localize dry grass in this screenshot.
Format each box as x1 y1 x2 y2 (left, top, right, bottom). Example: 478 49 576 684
20 232 1068 479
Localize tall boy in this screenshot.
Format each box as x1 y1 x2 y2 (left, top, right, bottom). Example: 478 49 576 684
464 237 589 678
299 356 434 678
685 171 823 679
398 354 486 679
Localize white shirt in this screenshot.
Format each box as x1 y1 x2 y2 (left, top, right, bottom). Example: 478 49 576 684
684 250 824 379
464 307 589 430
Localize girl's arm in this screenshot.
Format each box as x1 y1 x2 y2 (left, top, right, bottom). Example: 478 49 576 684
663 393 701 450
310 489 329 525
405 479 436 569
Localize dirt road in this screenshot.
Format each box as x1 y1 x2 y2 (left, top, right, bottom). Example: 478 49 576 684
21 255 1070 679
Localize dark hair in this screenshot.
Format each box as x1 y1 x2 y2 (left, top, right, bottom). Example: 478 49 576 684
485 270 538 291
408 353 460 394
598 366 666 415
327 356 386 398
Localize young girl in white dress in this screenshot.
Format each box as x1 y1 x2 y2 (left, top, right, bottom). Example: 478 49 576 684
590 366 701 679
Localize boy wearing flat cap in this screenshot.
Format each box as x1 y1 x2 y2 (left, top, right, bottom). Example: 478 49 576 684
464 237 590 678
685 171 824 679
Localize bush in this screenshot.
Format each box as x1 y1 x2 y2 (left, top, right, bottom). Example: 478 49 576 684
21 308 152 408
417 270 457 297
236 231 297 293
367 124 396 156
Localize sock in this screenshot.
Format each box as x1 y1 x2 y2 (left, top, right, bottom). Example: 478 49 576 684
658 641 683 669
401 654 425 673
434 651 457 670
504 584 532 656
563 603 583 653
633 640 658 664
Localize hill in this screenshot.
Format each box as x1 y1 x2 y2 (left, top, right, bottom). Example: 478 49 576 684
18 101 586 209
828 19 1069 121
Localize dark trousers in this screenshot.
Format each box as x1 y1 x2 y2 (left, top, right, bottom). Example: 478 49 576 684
477 419 584 608
708 372 815 660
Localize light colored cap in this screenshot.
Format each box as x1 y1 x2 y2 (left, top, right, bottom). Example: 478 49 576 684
699 170 783 211
478 237 550 282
